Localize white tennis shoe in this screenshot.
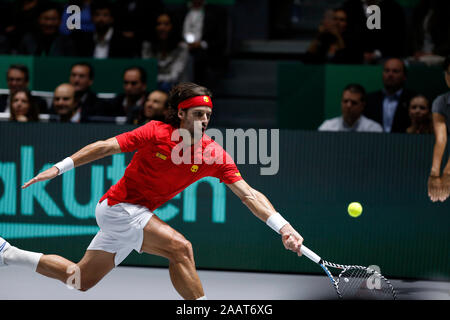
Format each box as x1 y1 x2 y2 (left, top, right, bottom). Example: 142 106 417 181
0 237 10 267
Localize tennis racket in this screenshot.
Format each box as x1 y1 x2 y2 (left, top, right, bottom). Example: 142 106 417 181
300 245 396 300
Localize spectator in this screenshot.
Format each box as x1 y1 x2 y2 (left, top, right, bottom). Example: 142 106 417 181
51 83 82 123
409 0 450 66
428 55 450 202
318 84 383 132
9 89 40 122
71 0 138 58
59 0 95 35
0 64 48 114
142 11 189 92
127 90 169 125
176 0 229 86
3 0 42 53
103 66 147 118
342 0 407 64
364 58 415 133
18 1 76 56
406 95 433 134
69 62 102 121
114 0 164 47
303 7 363 64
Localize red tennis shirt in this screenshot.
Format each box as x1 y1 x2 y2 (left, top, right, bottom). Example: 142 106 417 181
100 121 243 211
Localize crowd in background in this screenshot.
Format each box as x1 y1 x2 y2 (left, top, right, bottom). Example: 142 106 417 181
0 0 448 138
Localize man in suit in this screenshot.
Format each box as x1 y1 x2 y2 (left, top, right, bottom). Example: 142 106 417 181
71 0 138 59
177 0 229 86
364 58 415 133
69 62 103 122
0 64 48 114
103 66 147 118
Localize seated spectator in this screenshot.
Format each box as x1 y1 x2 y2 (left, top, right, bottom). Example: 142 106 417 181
18 1 76 56
406 95 433 134
409 0 450 66
9 89 40 122
176 0 229 86
51 83 83 123
103 66 147 117
71 0 138 58
303 7 363 64
0 64 48 114
142 11 189 92
3 0 43 53
59 0 95 35
127 90 169 125
69 62 103 121
342 0 407 64
114 0 164 48
318 84 383 132
364 58 415 132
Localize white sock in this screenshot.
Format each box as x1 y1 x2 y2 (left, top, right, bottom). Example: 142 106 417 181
3 245 43 271
196 296 207 300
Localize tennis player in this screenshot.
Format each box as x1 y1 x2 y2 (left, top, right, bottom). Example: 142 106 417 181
0 82 303 300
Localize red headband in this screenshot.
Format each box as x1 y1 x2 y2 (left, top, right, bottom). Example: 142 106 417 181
178 95 213 110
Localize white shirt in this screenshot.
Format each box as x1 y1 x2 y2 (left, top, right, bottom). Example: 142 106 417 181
318 115 383 132
183 7 204 44
93 27 114 59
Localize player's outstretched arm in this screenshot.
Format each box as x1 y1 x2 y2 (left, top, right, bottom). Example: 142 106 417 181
227 179 304 256
22 137 121 189
428 113 448 202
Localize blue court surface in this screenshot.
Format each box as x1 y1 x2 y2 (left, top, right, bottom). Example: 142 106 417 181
0 265 448 300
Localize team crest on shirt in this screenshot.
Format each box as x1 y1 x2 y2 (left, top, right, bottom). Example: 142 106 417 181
190 165 199 173
156 152 167 160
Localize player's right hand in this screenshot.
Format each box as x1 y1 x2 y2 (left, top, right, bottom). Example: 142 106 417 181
21 166 60 189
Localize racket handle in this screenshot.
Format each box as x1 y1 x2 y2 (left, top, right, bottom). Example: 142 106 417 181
300 245 321 264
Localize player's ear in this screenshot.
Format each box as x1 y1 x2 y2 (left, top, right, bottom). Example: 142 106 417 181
177 109 186 120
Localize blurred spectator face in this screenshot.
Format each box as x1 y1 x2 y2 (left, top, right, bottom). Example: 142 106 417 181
92 8 114 33
445 65 450 88
156 14 172 41
192 0 205 8
382 59 406 92
333 9 347 34
70 65 93 93
409 96 430 123
144 91 168 119
7 69 28 93
53 84 77 116
123 70 146 98
11 91 30 118
38 9 61 36
341 90 365 126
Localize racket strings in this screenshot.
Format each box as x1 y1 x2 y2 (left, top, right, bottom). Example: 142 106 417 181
337 267 395 300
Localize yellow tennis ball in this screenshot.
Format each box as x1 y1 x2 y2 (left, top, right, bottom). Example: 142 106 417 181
348 202 362 218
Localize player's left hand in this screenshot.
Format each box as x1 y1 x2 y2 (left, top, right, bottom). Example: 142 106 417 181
280 224 303 256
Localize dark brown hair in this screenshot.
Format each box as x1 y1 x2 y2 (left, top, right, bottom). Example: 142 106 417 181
165 82 212 127
9 89 40 122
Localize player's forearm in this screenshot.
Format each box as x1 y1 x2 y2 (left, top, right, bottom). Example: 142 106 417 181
241 188 278 222
430 136 447 176
69 140 118 168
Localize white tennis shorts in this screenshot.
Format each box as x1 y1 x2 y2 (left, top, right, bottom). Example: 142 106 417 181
87 199 154 266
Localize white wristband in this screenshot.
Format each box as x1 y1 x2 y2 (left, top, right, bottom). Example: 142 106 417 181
54 157 74 175
266 212 289 234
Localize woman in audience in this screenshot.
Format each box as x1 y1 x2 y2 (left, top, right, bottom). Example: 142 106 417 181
141 11 189 92
406 95 433 134
9 89 40 122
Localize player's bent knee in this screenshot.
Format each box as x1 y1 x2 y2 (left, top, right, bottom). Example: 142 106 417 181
169 237 194 263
